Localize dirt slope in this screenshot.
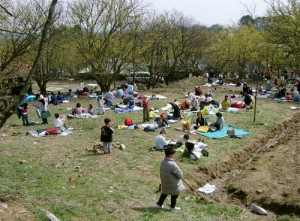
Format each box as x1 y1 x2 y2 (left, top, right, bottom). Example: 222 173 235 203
197 112 300 220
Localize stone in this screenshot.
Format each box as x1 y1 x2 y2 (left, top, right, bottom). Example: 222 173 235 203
0 203 8 209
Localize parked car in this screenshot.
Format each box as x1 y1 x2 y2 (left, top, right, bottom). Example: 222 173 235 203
127 71 164 84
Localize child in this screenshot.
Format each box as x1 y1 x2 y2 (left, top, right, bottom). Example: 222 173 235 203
97 95 105 115
229 95 236 107
157 113 169 128
100 118 114 154
54 113 65 128
20 103 29 126
142 96 149 122
210 112 225 130
87 104 94 115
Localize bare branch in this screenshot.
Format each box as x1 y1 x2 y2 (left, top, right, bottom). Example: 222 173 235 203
0 3 14 17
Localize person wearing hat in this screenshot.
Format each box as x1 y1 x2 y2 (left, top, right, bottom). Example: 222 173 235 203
157 113 169 128
155 129 169 150
156 146 185 212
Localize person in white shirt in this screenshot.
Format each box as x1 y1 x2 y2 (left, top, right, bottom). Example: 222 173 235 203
54 113 65 128
115 87 124 98
105 91 114 108
155 129 169 150
127 84 134 95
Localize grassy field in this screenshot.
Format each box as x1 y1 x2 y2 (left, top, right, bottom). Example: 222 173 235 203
0 78 299 220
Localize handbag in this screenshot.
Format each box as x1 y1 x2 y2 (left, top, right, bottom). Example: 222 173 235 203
227 129 235 135
41 110 51 118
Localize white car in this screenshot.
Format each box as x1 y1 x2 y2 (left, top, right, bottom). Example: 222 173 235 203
127 72 164 84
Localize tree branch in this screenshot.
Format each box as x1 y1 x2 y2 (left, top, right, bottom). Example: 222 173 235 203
0 4 14 17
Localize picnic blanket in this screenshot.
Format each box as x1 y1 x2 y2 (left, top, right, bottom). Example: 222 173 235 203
219 107 240 113
161 104 173 112
67 113 99 119
114 105 143 114
27 127 72 137
174 127 198 135
257 92 272 99
167 119 179 124
147 94 167 99
198 125 250 139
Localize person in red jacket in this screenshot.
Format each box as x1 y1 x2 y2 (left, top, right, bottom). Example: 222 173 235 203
195 86 203 96
142 96 149 122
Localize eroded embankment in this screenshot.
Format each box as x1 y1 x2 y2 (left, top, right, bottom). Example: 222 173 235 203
196 112 300 217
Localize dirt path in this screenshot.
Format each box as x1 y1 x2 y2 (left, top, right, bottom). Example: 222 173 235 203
197 112 300 219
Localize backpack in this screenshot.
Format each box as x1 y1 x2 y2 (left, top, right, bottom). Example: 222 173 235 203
124 117 133 126
201 149 209 157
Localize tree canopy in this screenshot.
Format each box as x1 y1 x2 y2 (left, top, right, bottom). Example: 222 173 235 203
1 0 300 128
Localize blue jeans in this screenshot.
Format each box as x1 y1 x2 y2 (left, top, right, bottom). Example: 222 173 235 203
21 114 29 126
106 99 114 108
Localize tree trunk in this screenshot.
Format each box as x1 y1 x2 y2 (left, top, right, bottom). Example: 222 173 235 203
0 0 58 129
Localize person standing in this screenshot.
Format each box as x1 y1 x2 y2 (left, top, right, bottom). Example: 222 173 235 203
100 118 114 154
36 94 48 124
20 102 29 126
105 90 114 108
156 146 185 212
142 96 149 122
97 94 105 115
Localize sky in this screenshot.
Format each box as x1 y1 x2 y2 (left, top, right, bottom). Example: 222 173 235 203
146 0 270 26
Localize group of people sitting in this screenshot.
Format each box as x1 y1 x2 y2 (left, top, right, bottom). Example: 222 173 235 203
48 89 77 105
154 129 208 160
71 102 94 116
274 87 300 101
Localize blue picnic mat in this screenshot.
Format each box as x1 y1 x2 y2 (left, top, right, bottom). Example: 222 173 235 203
198 125 250 139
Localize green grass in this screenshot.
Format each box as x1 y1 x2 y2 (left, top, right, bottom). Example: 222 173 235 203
0 78 298 220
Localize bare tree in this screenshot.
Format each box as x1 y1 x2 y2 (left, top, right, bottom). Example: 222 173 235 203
69 0 144 92
0 0 58 129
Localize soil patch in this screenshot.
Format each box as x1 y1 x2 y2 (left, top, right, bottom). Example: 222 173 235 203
0 201 35 221
194 112 300 219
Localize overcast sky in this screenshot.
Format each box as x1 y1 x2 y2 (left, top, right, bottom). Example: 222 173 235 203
146 0 270 26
